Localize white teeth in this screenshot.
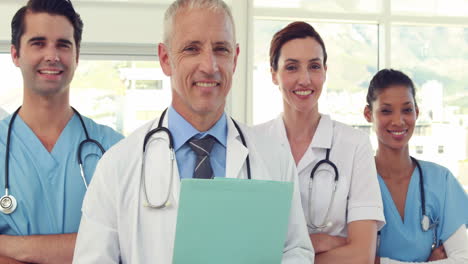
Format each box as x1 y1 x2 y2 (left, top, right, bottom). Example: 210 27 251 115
195 82 218 87
40 70 60 75
390 131 405 135
294 90 312 96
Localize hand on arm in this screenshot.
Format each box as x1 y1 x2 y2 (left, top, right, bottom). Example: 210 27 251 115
428 245 447 261
379 225 468 264
0 233 76 264
310 233 347 254
315 220 378 264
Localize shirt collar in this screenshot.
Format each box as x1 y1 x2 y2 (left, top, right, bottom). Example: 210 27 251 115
310 114 333 149
277 113 333 149
168 106 227 151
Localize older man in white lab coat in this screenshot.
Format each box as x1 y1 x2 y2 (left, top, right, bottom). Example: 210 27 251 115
73 0 314 263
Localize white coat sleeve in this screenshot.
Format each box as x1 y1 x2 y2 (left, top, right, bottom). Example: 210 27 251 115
347 134 385 229
281 153 315 264
73 155 121 263
380 225 468 264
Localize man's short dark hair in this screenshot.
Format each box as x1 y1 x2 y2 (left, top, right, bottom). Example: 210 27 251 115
11 0 83 56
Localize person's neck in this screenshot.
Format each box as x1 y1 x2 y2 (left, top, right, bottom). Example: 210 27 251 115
19 93 73 152
282 106 321 144
375 146 414 180
282 106 321 164
172 105 224 132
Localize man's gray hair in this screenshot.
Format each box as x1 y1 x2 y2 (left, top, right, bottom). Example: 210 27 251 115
163 0 236 47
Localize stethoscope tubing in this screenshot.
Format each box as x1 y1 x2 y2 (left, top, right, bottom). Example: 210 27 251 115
141 108 252 209
308 148 339 231
377 157 439 250
2 106 105 214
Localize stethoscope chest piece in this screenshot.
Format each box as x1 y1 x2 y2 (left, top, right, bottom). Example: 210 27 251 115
0 193 17 214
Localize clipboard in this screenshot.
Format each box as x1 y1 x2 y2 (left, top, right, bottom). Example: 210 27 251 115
172 178 293 264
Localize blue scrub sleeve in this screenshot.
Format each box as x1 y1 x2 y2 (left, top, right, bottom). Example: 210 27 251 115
439 171 468 242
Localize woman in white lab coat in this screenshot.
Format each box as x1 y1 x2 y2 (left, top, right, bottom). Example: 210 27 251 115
364 69 468 264
253 21 385 263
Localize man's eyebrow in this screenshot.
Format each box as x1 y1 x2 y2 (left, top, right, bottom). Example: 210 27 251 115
57 39 73 45
182 40 202 46
27 37 46 43
213 41 231 46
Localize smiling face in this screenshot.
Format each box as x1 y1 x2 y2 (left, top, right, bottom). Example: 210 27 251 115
11 11 78 98
159 7 239 122
272 37 327 115
364 85 419 151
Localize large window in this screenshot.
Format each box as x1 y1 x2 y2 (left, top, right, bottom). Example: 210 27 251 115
0 54 168 136
254 0 381 13
251 0 468 186
392 0 468 16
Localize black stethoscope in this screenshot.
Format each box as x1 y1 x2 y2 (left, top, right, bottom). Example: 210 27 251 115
377 157 439 250
412 156 440 249
141 108 252 209
307 147 339 231
0 106 105 215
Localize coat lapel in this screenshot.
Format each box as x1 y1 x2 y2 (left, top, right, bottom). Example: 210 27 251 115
225 118 248 179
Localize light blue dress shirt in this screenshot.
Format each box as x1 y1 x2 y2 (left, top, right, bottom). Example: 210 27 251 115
0 113 123 235
377 160 468 262
168 106 227 179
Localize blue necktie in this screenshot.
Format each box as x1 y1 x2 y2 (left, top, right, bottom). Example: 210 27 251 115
188 136 216 179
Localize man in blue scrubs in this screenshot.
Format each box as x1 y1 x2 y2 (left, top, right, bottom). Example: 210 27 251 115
0 0 123 263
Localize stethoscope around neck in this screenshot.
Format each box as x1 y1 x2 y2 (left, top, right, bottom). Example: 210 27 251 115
377 157 439 250
412 157 439 248
307 147 339 231
1 106 105 215
141 108 252 209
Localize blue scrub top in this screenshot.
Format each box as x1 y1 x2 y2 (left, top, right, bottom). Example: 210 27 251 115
0 113 123 236
377 160 468 262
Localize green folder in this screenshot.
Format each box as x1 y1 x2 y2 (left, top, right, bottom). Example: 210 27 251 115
172 178 293 264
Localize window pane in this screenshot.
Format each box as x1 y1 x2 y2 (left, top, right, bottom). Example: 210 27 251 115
391 25 468 180
0 55 170 136
0 54 22 114
74 0 231 5
392 0 468 16
254 0 381 13
253 20 378 125
71 60 170 135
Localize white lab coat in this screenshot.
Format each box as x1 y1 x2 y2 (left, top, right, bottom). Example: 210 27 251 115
253 115 385 237
73 115 314 264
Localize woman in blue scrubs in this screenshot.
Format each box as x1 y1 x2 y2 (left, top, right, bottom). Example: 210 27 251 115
364 69 468 263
